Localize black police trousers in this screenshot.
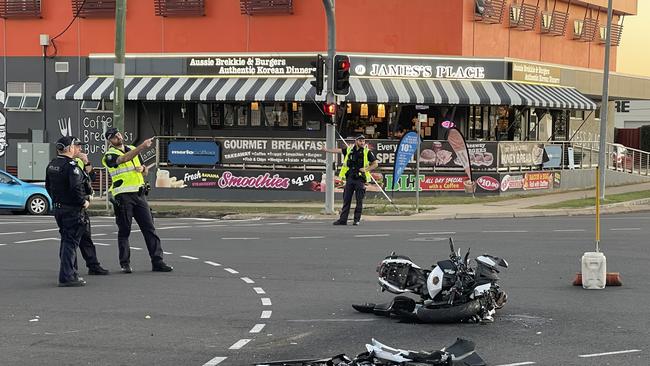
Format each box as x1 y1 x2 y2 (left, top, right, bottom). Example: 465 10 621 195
54 207 85 284
338 178 366 223
114 192 164 266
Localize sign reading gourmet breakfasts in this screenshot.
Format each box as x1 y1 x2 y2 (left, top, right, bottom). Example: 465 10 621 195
187 56 316 76
218 138 327 165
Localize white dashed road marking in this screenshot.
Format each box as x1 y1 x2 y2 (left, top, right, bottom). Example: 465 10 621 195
241 277 255 284
0 244 6 247
163 251 173 255
494 362 536 366
158 226 192 230
0 232 25 235
224 268 239 274
228 339 251 350
253 287 265 294
130 247 143 251
33 228 58 233
610 228 641 231
92 233 107 237
221 237 260 240
249 324 265 333
289 236 325 239
180 255 198 260
94 243 111 246
204 261 221 267
261 298 272 306
354 234 390 238
417 231 456 235
553 229 585 232
15 237 58 244
202 356 227 366
482 230 528 233
261 310 272 319
579 349 642 358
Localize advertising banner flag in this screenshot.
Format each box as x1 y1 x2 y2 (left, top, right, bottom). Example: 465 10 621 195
445 126 474 193
392 131 420 188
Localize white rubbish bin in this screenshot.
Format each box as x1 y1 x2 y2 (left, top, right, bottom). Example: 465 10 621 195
581 252 606 289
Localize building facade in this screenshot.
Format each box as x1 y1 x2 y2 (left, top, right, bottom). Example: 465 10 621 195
1 0 648 198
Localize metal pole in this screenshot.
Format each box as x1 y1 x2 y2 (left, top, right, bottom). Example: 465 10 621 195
322 0 335 214
113 0 126 133
416 118 421 213
598 0 613 200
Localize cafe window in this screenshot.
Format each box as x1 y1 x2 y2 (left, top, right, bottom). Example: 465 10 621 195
237 105 248 126
251 102 262 126
196 103 209 127
570 110 585 119
224 104 235 127
210 104 221 127
292 103 303 127
264 103 289 127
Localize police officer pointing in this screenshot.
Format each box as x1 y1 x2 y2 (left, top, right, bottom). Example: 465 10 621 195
45 136 91 287
102 128 172 273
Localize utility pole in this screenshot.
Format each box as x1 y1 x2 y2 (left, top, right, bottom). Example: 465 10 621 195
598 0 613 200
322 0 335 214
113 0 126 132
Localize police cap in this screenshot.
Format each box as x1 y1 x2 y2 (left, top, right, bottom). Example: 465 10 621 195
56 136 86 151
104 127 119 140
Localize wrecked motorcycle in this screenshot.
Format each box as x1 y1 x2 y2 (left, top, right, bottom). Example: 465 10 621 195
256 337 486 366
353 238 508 323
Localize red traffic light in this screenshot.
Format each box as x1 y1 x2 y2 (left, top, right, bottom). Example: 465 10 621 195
324 103 337 116
338 58 350 71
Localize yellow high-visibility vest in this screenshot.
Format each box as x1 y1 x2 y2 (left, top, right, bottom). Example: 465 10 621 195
338 146 371 182
102 145 144 196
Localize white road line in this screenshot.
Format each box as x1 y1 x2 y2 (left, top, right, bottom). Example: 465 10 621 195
158 226 192 230
261 298 272 306
261 310 272 319
289 236 325 239
92 224 113 228
33 228 58 233
163 251 173 255
204 261 221 267
92 233 107 237
228 339 251 350
553 229 586 232
579 349 642 358
241 277 255 284
94 243 111 246
180 255 198 260
249 324 265 333
354 234 390 238
287 318 377 322
0 244 7 246
253 287 265 294
224 268 239 274
417 231 456 235
0 232 26 235
482 230 529 233
202 356 227 366
610 228 641 231
130 247 143 251
15 238 58 244
494 362 536 366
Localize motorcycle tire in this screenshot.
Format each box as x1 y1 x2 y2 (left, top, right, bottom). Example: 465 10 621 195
415 300 482 324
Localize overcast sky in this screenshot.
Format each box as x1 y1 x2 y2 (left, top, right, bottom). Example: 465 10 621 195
616 1 650 76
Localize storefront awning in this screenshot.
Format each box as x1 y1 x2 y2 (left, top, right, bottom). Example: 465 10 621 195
506 82 597 110
55 77 325 102
346 78 596 110
56 76 596 110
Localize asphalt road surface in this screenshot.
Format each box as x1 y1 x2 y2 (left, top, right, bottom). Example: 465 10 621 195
1 213 648 366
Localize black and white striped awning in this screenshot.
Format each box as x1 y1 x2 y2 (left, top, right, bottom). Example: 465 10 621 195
56 76 596 110
56 77 325 102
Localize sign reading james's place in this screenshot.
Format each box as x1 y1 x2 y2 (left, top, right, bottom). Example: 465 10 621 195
186 56 316 76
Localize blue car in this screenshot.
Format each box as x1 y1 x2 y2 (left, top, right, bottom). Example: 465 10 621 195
0 169 52 215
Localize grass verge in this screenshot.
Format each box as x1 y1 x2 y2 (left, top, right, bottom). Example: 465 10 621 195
531 190 650 209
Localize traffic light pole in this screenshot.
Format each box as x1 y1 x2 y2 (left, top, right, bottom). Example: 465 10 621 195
323 0 336 214
113 0 126 133
598 0 613 200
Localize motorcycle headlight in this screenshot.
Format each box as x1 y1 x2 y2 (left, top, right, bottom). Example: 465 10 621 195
431 276 440 286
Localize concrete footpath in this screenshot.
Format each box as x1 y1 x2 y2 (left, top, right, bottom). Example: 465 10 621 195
89 182 650 221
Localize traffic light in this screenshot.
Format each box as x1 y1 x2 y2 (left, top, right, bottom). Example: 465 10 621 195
323 103 337 116
333 55 350 96
310 54 324 96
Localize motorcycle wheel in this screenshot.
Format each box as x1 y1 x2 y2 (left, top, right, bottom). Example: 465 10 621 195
415 300 482 324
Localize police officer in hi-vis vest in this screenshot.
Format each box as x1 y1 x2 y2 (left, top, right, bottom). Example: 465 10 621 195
102 128 172 273
321 134 378 226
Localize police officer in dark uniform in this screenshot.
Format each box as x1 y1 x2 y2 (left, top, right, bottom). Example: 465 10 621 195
75 152 109 276
45 136 91 287
102 128 172 273
322 134 379 226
